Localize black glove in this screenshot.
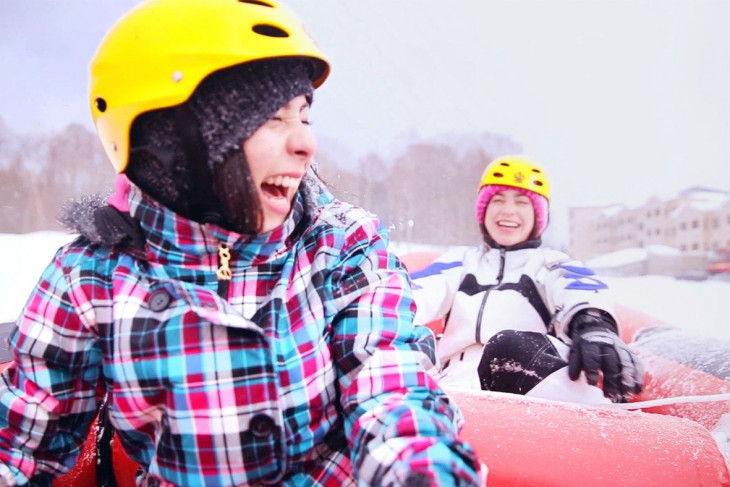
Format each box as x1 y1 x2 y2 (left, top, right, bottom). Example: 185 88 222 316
567 310 644 400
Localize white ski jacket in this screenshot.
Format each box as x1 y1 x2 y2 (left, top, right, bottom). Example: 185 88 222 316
411 241 617 388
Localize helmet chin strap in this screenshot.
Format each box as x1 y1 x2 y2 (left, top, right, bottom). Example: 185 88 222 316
173 104 224 225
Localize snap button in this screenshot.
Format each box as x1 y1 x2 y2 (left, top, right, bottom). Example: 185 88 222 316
249 414 276 438
148 289 171 312
404 472 431 487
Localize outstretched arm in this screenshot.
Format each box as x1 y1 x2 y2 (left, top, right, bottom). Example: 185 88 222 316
535 250 644 400
409 248 467 329
329 225 482 486
0 246 103 484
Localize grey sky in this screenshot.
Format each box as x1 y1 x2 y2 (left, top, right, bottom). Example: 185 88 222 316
2 1 730 243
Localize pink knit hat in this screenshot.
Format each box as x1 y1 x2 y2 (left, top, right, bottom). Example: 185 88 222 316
107 174 132 213
475 184 549 239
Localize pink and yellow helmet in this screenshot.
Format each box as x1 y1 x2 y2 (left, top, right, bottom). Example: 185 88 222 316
475 155 551 238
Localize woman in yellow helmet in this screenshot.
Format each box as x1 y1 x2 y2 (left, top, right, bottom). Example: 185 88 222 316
0 1 483 485
411 155 644 404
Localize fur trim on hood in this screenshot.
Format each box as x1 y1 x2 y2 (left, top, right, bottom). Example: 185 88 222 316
58 173 327 249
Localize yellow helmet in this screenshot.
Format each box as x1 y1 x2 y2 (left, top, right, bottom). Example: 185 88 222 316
89 0 330 173
478 155 550 201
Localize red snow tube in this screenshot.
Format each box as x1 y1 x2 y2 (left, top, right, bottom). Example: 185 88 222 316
451 388 729 487
627 322 730 430
442 308 730 486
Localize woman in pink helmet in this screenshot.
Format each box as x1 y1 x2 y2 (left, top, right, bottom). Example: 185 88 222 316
412 155 644 404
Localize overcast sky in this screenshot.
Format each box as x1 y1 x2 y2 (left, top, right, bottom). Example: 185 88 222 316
2 1 730 243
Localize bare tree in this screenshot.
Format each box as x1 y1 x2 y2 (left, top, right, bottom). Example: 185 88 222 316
0 123 114 233
0 120 522 247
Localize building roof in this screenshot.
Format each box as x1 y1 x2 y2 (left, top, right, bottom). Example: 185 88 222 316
678 187 730 212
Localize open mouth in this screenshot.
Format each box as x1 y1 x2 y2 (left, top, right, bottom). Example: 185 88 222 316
497 220 519 228
261 175 300 201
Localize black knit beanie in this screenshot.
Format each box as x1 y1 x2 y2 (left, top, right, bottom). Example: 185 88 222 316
126 58 314 223
190 58 314 168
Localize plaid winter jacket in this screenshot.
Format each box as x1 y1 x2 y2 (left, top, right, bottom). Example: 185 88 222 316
0 182 481 486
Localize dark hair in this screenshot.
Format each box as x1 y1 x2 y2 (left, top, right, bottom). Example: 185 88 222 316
212 150 262 234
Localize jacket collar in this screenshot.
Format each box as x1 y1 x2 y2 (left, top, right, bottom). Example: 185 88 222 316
128 183 307 268
482 235 543 252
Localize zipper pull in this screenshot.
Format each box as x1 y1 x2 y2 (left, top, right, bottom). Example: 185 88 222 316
217 242 232 280
216 242 232 298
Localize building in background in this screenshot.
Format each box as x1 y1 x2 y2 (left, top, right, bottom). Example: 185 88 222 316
569 187 730 276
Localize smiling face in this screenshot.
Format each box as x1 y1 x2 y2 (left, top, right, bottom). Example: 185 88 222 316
483 189 536 246
242 94 316 233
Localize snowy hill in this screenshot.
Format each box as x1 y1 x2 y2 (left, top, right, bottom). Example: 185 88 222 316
1 232 729 342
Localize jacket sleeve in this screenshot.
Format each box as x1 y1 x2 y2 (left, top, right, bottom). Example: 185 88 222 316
532 249 618 342
0 245 103 485
410 247 468 328
327 220 481 487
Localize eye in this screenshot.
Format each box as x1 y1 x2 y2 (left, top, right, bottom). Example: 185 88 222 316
267 115 311 126
265 115 288 128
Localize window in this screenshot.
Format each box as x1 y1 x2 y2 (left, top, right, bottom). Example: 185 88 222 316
692 220 699 229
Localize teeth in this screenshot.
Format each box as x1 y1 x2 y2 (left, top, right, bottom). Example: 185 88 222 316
264 176 299 188
498 221 519 228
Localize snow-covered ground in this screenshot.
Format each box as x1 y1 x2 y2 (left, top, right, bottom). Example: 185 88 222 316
0 231 79 324
601 275 729 341
1 232 729 343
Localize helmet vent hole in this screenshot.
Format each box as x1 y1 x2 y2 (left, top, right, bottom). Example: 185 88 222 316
493 172 504 178
238 0 275 7
534 181 544 187
532 168 542 174
499 162 510 167
252 24 289 38
95 98 107 112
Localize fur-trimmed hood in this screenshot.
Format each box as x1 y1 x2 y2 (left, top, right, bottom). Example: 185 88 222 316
58 170 329 254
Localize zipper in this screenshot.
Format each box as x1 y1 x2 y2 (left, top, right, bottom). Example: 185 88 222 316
475 248 506 343
216 242 232 298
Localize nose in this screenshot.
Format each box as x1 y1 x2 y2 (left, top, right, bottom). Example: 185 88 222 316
499 200 517 214
286 122 317 162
